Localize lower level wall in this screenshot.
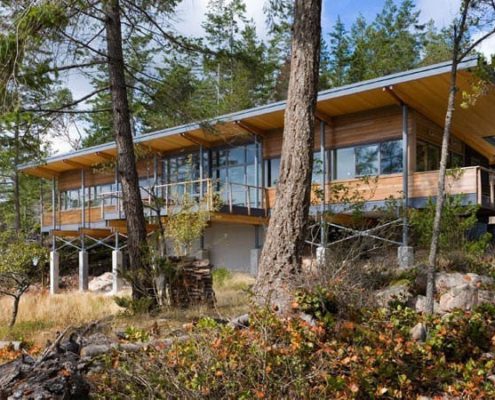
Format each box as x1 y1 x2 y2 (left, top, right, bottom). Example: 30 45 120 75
203 223 264 274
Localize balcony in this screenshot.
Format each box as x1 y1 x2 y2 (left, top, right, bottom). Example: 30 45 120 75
265 166 495 212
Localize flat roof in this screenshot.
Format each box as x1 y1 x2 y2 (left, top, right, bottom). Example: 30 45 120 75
21 57 495 177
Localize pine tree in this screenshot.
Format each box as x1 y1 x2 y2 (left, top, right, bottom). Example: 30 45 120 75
327 16 351 87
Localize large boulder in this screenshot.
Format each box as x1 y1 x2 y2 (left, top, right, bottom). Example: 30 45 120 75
412 295 440 314
88 272 114 292
375 284 412 307
439 284 478 313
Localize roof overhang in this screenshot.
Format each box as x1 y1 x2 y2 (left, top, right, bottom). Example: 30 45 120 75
20 57 495 177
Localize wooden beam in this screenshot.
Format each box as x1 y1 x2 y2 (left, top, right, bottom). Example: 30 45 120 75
96 151 115 161
211 212 268 226
63 159 89 169
37 166 60 177
383 86 405 106
51 230 79 238
180 132 212 148
315 110 334 126
79 228 113 239
145 143 165 154
235 121 267 137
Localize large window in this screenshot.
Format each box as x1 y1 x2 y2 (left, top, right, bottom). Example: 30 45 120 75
61 183 117 210
212 143 259 206
264 152 329 187
416 140 464 172
333 139 403 180
355 144 379 176
163 152 203 200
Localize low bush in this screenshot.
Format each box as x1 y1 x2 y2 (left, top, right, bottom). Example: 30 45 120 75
92 301 495 399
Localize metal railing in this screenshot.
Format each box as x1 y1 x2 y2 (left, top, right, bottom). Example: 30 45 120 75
478 166 495 209
99 178 268 219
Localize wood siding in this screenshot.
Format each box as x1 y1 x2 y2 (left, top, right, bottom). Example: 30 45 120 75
265 167 479 209
58 158 159 191
43 205 116 228
263 106 409 159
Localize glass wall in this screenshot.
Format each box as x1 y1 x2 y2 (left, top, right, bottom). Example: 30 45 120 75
332 139 403 180
416 140 464 172
60 183 117 210
212 143 259 206
162 152 203 200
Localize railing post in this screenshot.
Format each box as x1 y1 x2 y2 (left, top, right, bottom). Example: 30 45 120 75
81 169 86 229
165 185 169 215
228 182 233 213
490 172 495 207
402 104 409 247
247 187 251 215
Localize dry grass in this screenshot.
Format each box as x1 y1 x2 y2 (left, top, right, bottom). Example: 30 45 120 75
0 290 123 344
0 272 255 346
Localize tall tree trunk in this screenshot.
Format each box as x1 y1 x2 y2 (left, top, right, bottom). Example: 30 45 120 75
10 295 20 327
254 0 322 313
425 5 469 314
13 111 21 235
104 0 150 301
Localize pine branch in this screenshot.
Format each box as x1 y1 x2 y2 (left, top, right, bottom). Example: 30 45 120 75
21 87 110 114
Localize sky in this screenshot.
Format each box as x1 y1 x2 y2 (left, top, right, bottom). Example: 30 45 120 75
56 0 493 154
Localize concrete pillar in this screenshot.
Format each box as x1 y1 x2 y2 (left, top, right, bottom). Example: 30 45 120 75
250 248 262 276
49 251 59 295
195 249 210 261
112 250 123 294
398 246 414 269
316 246 331 267
79 251 89 291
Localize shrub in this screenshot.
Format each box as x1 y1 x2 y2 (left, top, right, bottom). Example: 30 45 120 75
0 236 47 327
212 267 231 287
410 194 491 267
113 295 154 315
92 302 495 399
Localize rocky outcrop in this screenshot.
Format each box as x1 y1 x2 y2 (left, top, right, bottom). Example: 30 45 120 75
377 271 495 314
375 284 413 307
88 272 114 292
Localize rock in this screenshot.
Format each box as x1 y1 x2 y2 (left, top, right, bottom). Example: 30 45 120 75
435 272 470 292
117 343 143 353
0 341 22 351
80 344 111 358
375 284 412 307
439 284 478 313
410 322 427 342
412 295 440 314
88 272 114 292
478 290 495 305
0 351 90 399
488 375 495 385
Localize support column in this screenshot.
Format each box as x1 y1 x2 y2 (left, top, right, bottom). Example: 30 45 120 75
317 119 329 266
81 169 86 228
399 103 414 269
112 250 123 294
250 225 262 276
79 236 88 291
50 250 59 295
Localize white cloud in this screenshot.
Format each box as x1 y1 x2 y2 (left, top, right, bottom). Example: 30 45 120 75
416 0 460 27
174 0 268 39
475 33 495 59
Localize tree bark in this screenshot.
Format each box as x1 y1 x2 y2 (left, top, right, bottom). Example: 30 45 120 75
13 111 21 235
425 4 469 314
104 0 150 301
10 295 20 327
254 0 322 313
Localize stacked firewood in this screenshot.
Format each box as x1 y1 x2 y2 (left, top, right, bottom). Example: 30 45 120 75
170 259 216 308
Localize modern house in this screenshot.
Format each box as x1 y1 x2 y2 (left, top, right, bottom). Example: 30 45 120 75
20 58 495 294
